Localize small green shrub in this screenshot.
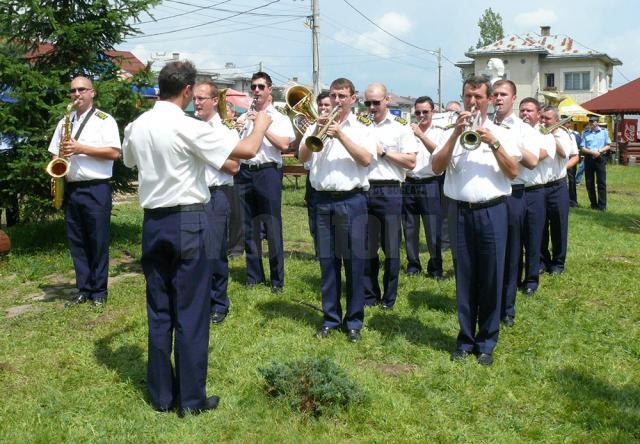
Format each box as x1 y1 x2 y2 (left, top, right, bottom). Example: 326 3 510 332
258 356 366 417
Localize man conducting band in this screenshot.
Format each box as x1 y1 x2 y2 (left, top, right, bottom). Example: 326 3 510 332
363 83 417 309
48 76 121 308
432 76 520 366
235 71 295 293
299 77 376 343
491 80 539 328
193 81 240 325
122 61 271 416
403 96 444 279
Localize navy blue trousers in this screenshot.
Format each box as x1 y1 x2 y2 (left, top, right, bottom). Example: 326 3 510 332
304 174 317 256
314 191 367 331
584 156 607 210
141 209 213 412
206 186 231 315
542 180 569 273
402 178 443 276
64 181 111 301
453 201 507 354
502 187 525 320
521 187 546 291
234 165 284 287
364 184 402 307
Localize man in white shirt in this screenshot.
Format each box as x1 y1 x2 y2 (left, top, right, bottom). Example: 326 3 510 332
363 83 417 309
402 95 444 279
48 76 121 308
122 61 271 417
193 81 240 325
299 77 376 343
432 76 520 366
235 72 295 293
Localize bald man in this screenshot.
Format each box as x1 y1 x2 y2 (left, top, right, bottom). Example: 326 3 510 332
48 76 121 307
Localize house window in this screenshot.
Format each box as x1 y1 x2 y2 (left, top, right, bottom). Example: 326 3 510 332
564 71 590 91
545 73 555 88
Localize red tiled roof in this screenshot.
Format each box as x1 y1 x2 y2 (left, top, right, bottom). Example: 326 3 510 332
581 77 640 114
25 44 144 74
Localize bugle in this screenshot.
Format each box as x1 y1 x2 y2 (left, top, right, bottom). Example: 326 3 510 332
305 106 341 152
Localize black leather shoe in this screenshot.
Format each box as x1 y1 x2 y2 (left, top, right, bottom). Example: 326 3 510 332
210 311 227 325
271 285 283 294
246 281 265 288
502 316 515 327
523 287 536 297
65 294 88 308
347 329 361 342
316 326 334 338
477 353 493 366
428 273 444 281
92 297 106 307
451 349 472 361
178 395 220 418
380 303 393 310
549 268 563 276
406 270 420 277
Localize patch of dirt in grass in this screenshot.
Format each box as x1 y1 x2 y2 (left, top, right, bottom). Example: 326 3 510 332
108 273 141 287
0 362 15 372
5 304 42 318
367 362 418 376
113 192 138 206
609 190 639 196
605 255 635 264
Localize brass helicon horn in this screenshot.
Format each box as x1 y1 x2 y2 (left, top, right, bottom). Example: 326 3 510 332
46 100 77 209
284 85 318 135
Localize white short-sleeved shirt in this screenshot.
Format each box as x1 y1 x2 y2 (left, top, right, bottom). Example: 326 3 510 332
551 129 580 180
436 118 522 203
498 114 540 185
48 107 121 182
367 112 418 182
204 114 239 187
523 129 556 186
301 113 377 192
408 125 445 179
239 104 295 166
122 101 234 209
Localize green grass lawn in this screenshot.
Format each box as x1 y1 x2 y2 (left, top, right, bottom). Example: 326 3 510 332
1 166 639 442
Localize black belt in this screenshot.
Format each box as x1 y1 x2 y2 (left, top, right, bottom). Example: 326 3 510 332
209 184 232 192
544 178 564 188
67 178 110 187
405 176 439 184
525 183 546 191
369 180 401 186
144 203 205 214
241 162 278 171
316 188 364 198
511 184 525 191
457 196 506 210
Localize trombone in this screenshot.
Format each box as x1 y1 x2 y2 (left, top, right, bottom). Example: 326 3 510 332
305 106 341 152
540 116 572 135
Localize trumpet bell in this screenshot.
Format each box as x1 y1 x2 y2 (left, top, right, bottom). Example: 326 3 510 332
460 130 481 151
305 135 324 152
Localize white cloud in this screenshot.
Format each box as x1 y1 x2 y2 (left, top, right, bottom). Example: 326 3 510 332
333 11 412 58
514 9 558 30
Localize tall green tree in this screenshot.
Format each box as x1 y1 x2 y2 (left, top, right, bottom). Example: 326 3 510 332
0 0 158 222
475 8 504 49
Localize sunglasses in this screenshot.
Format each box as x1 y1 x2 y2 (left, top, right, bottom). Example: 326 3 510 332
69 87 92 94
364 100 382 107
250 84 267 91
415 110 432 116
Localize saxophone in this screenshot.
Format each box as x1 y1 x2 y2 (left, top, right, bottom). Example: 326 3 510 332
46 101 77 209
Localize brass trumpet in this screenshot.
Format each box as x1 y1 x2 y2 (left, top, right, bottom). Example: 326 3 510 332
46 100 77 209
305 106 341 152
540 116 572 135
459 106 481 151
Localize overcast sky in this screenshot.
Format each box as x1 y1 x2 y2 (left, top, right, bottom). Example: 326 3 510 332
121 0 639 103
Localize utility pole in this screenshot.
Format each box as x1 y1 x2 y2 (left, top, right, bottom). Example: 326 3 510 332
437 47 442 111
311 0 320 95
259 61 264 72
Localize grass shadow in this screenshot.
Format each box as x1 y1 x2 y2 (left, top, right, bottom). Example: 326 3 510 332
36 282 78 303
407 290 456 313
94 324 147 398
572 207 640 234
366 313 455 352
255 299 323 328
554 367 640 438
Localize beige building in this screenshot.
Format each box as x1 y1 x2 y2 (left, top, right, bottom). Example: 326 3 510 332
456 26 622 107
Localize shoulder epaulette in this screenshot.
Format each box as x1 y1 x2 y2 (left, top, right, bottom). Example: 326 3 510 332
394 116 408 125
357 115 371 126
94 110 108 120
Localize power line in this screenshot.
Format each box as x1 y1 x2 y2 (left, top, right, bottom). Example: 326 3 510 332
138 0 232 24
129 0 282 38
164 0 307 17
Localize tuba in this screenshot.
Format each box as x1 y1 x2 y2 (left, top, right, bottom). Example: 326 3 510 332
284 85 318 135
540 116 572 135
459 106 481 151
46 100 77 209
305 105 341 152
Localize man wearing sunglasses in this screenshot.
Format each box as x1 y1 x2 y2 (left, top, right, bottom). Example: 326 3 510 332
362 83 417 310
48 76 121 308
402 96 445 281
235 72 295 293
298 77 376 342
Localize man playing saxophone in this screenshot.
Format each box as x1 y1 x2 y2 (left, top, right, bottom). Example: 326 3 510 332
48 76 121 307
